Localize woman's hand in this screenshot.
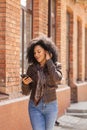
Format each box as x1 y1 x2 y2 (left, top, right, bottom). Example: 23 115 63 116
45 51 52 60
22 77 33 85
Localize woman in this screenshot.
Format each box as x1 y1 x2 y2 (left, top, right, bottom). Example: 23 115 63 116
22 36 62 130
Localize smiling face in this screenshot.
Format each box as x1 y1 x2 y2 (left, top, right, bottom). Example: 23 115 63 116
34 45 46 66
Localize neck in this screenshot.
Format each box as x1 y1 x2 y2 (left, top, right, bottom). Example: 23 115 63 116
40 59 46 67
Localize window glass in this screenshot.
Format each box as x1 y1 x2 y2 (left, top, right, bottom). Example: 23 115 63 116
48 0 56 43
20 0 33 74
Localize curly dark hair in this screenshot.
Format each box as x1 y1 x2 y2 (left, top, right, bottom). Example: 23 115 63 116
26 35 58 64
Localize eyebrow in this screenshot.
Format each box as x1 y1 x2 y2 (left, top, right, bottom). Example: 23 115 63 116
34 49 41 53
34 48 41 51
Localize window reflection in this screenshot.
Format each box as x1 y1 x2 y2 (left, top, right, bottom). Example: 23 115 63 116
20 0 33 74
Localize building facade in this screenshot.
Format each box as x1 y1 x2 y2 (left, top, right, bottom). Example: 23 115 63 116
0 0 87 130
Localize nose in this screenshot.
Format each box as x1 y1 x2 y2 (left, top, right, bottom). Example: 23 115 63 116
34 53 38 58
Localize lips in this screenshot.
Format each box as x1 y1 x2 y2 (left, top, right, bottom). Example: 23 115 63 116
36 57 40 61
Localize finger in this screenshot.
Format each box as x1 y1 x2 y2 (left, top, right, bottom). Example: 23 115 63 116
23 77 32 84
27 77 32 81
23 77 28 80
26 78 32 83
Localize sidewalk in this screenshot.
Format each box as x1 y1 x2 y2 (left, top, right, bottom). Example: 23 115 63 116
54 101 87 130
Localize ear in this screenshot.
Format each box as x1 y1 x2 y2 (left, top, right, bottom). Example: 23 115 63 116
48 51 52 58
44 50 47 55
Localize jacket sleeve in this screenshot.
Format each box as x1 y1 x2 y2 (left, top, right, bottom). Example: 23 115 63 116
46 59 62 84
21 65 33 95
21 82 33 95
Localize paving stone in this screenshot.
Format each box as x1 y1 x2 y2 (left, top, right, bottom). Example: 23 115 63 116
54 102 87 130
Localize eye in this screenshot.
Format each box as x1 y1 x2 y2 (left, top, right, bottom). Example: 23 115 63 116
38 50 41 53
34 50 41 55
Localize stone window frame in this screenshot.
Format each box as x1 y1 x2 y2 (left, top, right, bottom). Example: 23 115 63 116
48 0 56 43
20 0 33 75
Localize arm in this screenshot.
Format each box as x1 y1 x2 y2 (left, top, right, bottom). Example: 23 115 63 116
21 65 33 95
21 82 33 95
46 59 62 84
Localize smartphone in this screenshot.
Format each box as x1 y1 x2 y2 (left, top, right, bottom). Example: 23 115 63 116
21 74 28 78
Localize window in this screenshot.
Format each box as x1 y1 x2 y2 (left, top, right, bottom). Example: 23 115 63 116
48 0 56 43
20 0 33 74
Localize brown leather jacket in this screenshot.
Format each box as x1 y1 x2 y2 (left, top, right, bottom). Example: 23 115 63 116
22 59 62 104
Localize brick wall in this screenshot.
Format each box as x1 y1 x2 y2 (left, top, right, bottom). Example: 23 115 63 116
56 0 62 62
62 0 87 102
33 0 48 37
0 0 6 91
0 0 20 94
6 0 20 93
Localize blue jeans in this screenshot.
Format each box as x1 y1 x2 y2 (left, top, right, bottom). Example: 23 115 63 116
28 99 58 130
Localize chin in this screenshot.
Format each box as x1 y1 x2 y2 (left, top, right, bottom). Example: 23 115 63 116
36 60 41 63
